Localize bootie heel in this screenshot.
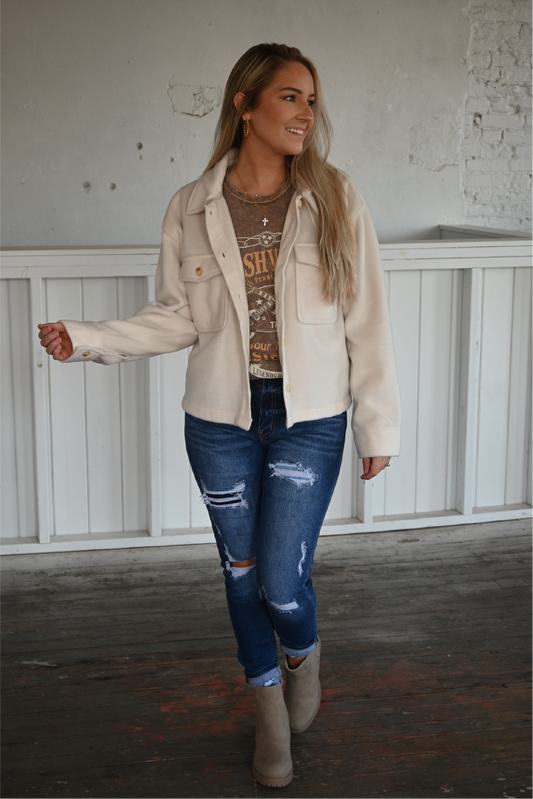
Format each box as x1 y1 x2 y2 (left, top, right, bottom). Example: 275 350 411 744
252 682 293 788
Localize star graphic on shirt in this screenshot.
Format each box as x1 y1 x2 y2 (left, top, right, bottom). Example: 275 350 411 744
256 299 262 305
260 231 274 247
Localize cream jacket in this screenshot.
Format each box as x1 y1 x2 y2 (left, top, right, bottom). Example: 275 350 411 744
62 150 401 458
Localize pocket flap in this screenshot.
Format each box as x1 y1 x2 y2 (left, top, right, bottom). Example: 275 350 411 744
294 243 320 267
181 254 223 283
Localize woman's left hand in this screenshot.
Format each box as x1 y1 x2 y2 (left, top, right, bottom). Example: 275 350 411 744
361 457 391 480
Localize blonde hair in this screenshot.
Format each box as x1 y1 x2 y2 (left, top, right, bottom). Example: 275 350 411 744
206 43 358 304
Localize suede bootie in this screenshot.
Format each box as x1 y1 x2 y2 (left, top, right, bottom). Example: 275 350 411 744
284 636 321 733
252 682 293 788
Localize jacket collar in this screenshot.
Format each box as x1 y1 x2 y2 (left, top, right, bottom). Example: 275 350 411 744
186 150 237 214
186 149 317 214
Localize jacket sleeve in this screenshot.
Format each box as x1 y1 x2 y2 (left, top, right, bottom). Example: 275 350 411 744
343 197 401 458
61 229 199 365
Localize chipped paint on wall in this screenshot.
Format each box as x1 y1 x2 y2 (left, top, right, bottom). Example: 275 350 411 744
167 80 222 117
459 0 532 230
407 109 461 171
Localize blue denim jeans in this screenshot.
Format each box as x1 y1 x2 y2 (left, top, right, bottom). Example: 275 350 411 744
184 378 346 687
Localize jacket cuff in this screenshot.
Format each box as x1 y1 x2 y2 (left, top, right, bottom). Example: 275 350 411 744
353 427 401 459
60 320 124 365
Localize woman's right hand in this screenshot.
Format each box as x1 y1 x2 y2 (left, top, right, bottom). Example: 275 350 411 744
38 323 73 361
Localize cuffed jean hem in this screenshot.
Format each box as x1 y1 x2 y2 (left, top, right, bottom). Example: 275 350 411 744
247 665 283 688
281 638 317 659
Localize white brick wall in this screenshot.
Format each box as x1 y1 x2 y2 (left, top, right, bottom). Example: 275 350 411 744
461 0 532 230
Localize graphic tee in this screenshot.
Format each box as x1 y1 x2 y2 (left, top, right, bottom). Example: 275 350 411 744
223 172 294 378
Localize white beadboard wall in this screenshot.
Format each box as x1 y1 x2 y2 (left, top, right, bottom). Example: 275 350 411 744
1 231 531 554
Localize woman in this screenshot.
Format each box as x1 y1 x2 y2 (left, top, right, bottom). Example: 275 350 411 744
39 43 400 788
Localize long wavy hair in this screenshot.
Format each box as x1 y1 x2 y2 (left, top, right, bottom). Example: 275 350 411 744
206 43 358 304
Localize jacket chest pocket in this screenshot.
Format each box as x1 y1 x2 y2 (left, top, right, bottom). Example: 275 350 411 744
180 255 228 333
294 244 337 325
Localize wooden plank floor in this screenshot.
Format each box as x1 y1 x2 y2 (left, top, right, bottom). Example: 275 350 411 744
2 519 531 799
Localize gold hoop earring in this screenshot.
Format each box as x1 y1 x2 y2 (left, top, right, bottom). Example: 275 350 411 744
243 119 250 138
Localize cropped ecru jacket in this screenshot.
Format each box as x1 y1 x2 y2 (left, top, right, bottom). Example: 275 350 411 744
62 150 401 458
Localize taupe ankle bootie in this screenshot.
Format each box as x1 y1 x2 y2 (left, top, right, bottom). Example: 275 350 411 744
284 637 321 733
252 683 293 788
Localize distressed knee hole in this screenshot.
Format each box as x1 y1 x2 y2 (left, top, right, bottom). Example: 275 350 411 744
268 461 318 489
261 585 299 612
224 545 256 578
201 479 248 509
269 598 300 612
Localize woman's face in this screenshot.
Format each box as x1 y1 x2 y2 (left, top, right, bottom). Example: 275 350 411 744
237 62 315 158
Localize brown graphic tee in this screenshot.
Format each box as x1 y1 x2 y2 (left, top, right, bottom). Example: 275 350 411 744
223 172 294 378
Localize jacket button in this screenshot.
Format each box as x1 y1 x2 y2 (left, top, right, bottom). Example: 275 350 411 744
195 267 202 276
82 351 90 358
298 200 302 209
286 385 290 393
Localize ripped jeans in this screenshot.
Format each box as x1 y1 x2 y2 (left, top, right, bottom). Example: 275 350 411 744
184 378 347 687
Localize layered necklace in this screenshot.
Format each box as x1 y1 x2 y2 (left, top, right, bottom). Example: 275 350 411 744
233 166 287 227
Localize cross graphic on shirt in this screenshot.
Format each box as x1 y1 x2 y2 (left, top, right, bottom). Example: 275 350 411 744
262 217 268 226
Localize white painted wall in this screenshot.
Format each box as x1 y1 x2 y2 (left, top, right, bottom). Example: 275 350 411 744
2 239 531 553
2 0 475 246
